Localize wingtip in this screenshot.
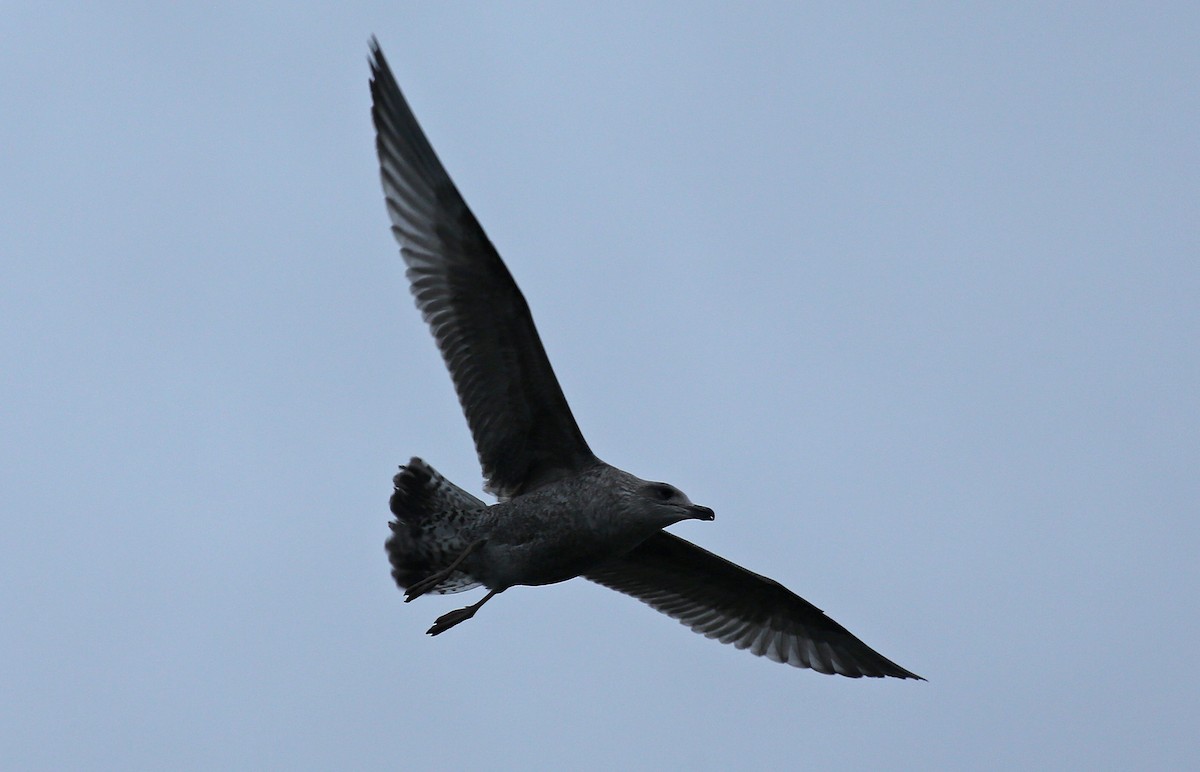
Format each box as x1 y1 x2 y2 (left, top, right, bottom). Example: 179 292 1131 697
367 35 387 76
855 649 925 681
877 660 925 681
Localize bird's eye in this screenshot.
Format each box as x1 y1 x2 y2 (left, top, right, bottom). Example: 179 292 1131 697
650 484 675 501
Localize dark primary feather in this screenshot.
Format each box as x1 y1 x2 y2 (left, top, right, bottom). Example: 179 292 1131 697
369 40 596 498
586 532 923 679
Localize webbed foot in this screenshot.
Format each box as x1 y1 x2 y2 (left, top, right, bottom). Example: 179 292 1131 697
427 607 477 636
425 588 500 636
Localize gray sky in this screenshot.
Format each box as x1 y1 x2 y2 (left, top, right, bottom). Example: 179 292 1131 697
3 3 1197 769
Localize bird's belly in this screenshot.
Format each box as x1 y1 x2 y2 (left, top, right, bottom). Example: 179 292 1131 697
472 525 645 589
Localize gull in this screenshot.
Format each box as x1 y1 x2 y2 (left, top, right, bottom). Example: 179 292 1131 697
369 39 922 679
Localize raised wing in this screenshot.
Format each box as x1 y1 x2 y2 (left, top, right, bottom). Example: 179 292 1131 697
369 40 597 497
585 532 923 679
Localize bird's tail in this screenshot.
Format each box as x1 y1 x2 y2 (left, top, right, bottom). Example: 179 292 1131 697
386 457 486 594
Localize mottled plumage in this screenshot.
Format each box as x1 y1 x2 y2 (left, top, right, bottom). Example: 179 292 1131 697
370 39 921 679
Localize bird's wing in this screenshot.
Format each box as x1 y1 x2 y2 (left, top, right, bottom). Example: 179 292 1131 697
585 532 923 679
369 41 597 498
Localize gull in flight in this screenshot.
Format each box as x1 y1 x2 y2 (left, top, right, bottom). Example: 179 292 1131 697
369 39 921 679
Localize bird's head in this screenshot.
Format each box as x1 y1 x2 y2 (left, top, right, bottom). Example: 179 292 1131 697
633 480 715 527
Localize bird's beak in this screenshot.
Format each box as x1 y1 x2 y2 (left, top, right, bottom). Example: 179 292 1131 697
687 505 715 521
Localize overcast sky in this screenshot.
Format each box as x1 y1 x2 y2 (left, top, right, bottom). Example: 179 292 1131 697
2 3 1197 769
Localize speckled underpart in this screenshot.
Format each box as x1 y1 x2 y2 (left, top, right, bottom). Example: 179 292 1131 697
370 39 922 679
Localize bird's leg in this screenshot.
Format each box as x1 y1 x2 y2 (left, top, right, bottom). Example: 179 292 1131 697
427 589 501 636
404 538 486 602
